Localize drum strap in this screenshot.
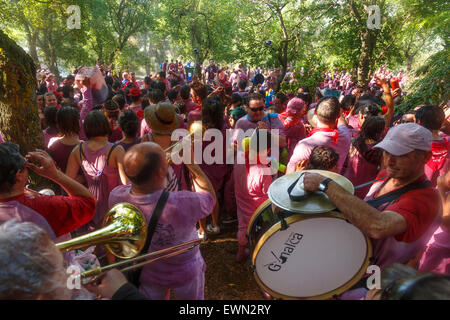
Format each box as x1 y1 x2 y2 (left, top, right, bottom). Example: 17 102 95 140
365 180 431 209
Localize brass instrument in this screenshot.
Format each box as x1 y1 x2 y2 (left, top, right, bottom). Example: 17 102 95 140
56 203 147 259
81 239 202 284
165 121 205 163
56 202 202 284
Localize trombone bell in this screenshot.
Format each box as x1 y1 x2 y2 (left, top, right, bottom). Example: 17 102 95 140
56 203 147 259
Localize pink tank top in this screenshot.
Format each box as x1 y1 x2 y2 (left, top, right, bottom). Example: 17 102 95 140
79 142 122 226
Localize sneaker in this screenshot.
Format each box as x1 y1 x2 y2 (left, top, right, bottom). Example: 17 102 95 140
206 224 220 235
222 214 237 224
197 229 206 240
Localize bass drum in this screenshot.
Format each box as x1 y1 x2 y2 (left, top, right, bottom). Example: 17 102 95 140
247 199 372 300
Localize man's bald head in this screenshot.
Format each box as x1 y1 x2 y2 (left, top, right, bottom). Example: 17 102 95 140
124 142 166 186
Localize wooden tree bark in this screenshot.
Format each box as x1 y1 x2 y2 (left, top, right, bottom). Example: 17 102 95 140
357 28 377 89
0 30 54 189
0 30 43 155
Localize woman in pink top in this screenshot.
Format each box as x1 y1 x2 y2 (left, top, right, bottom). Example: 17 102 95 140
66 110 129 229
343 116 385 199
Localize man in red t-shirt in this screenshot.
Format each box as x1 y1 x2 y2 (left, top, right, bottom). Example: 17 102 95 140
303 123 441 299
0 143 95 237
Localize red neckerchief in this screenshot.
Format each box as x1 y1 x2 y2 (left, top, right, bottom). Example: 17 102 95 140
427 138 449 171
136 110 144 121
279 112 299 129
306 127 339 145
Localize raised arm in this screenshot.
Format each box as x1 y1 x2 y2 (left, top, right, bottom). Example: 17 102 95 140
27 149 93 199
375 75 394 128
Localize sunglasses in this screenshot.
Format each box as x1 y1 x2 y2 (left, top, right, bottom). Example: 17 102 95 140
249 106 264 112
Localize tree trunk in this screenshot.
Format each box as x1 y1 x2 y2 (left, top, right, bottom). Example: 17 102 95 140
24 26 40 69
275 40 289 93
357 28 377 89
405 52 414 73
0 30 42 151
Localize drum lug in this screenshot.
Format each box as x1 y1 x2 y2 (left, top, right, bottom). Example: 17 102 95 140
277 211 289 231
249 264 255 272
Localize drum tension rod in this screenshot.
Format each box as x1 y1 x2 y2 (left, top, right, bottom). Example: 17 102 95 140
277 211 289 231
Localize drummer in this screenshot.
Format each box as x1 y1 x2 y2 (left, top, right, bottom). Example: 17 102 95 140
302 123 441 299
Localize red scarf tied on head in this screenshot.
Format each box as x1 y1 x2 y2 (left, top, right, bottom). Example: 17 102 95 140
279 112 299 130
306 127 339 146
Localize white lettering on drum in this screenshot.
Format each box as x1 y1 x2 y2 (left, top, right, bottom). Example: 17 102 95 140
264 232 303 272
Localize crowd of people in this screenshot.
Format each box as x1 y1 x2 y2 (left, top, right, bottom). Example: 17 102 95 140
0 56 449 301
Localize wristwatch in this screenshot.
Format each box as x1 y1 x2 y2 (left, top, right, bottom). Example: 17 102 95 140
318 178 333 192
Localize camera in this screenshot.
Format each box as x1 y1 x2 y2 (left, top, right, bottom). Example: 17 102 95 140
193 48 198 54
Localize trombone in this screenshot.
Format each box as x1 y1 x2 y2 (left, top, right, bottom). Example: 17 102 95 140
165 121 204 164
56 203 202 284
81 239 201 284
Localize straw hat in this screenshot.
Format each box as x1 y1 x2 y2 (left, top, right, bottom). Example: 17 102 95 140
144 102 180 135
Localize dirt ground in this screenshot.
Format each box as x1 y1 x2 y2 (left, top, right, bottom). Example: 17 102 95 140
200 220 267 300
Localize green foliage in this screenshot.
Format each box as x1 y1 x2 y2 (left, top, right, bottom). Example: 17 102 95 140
280 54 327 95
396 48 450 113
0 0 447 93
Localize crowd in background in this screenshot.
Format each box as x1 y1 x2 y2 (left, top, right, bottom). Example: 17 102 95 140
0 56 448 300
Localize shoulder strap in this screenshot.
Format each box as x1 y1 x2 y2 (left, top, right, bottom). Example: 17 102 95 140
141 191 170 253
79 142 85 162
106 143 120 164
366 180 432 209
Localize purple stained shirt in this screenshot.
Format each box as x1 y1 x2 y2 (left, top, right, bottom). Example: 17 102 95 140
140 114 185 137
343 144 380 199
232 113 286 144
183 99 198 115
205 65 218 81
108 186 214 288
187 109 202 127
279 116 306 160
48 138 78 173
287 125 351 173
419 226 450 275
0 200 56 239
79 86 93 121
43 127 59 148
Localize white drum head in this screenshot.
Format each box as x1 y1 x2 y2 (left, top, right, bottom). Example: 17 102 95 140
253 214 370 299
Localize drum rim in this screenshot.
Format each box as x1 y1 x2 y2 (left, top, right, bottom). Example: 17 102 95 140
251 212 373 300
247 199 272 239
